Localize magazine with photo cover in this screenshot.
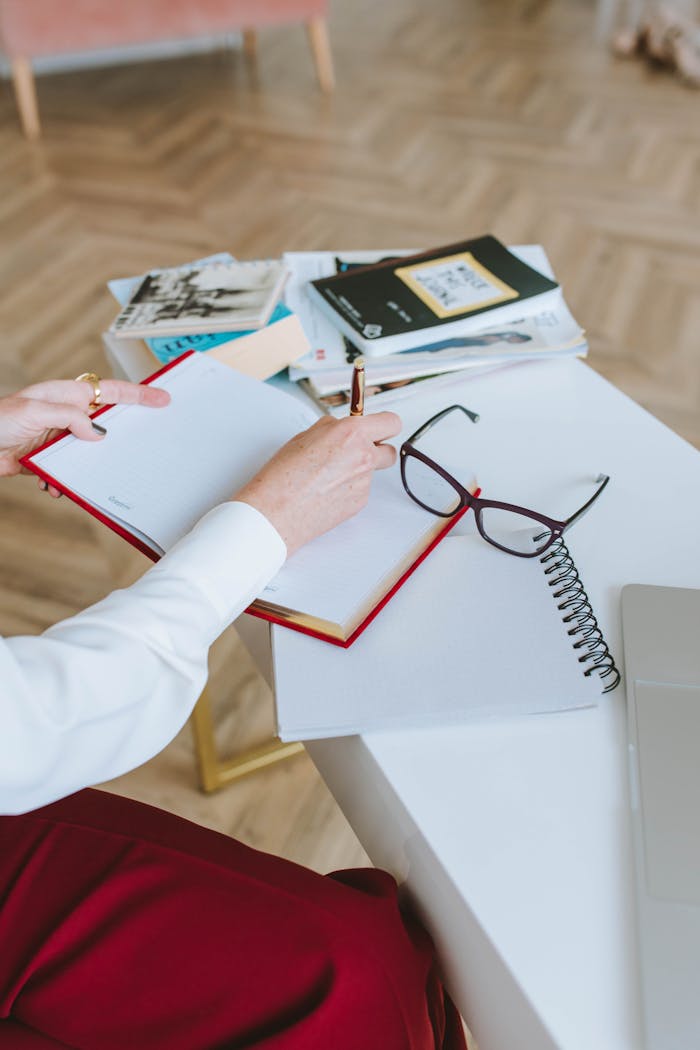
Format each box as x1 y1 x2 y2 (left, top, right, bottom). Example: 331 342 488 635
109 259 288 339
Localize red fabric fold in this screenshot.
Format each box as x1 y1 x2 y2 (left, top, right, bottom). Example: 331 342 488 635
0 790 466 1050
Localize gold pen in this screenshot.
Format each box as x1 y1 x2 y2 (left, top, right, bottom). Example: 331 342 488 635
349 358 365 416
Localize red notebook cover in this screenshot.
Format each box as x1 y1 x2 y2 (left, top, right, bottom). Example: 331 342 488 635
21 351 473 648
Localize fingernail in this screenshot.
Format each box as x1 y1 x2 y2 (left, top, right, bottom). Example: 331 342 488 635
92 422 107 435
40 480 49 491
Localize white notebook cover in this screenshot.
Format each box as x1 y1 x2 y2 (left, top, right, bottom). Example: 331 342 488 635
272 534 604 740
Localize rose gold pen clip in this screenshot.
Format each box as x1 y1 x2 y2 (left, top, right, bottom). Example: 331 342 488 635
349 358 365 416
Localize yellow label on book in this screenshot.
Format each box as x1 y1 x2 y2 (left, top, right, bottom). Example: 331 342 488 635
395 252 519 318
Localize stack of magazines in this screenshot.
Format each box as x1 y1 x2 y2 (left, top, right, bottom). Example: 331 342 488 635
284 238 587 414
106 252 310 380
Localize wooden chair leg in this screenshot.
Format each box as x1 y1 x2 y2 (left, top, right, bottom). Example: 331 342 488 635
306 17 335 93
242 28 257 60
11 57 41 140
190 687 304 794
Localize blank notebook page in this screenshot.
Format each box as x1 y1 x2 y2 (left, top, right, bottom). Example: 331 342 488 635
260 469 445 629
272 535 601 740
31 355 318 552
30 354 449 631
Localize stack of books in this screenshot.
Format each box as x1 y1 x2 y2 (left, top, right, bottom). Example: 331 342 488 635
104 237 585 410
106 252 310 381
284 237 587 414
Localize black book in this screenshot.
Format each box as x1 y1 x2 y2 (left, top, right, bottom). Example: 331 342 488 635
307 235 560 357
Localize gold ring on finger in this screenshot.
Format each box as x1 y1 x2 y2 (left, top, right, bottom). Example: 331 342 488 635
75 372 102 408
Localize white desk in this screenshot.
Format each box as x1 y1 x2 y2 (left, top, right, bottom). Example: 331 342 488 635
105 331 700 1049
263 359 700 1050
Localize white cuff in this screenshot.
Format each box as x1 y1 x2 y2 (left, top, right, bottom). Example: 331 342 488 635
148 501 287 630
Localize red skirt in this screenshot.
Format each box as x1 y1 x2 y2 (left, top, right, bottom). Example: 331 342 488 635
0 790 466 1049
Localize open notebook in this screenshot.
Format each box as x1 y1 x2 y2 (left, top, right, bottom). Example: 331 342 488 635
272 534 620 739
22 352 467 646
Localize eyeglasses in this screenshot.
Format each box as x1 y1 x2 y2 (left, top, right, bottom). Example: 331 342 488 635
400 404 610 558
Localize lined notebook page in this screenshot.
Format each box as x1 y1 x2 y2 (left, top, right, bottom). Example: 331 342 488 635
272 536 601 740
31 355 318 553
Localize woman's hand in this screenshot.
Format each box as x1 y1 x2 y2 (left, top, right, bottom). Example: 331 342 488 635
0 378 170 495
235 412 402 554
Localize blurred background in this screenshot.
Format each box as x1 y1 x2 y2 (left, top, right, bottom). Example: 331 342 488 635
1 0 699 873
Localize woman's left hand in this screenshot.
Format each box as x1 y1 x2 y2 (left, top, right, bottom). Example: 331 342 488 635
0 378 170 495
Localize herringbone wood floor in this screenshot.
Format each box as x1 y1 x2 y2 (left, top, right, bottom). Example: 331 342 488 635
1 0 699 873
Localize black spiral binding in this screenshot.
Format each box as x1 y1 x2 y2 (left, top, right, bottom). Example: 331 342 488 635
538 536 620 694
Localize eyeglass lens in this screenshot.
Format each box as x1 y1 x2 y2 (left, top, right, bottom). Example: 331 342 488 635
477 508 553 555
403 408 477 515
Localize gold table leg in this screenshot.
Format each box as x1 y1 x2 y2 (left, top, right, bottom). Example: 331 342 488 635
190 687 303 793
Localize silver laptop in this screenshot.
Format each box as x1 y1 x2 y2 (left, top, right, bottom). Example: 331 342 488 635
622 584 700 1050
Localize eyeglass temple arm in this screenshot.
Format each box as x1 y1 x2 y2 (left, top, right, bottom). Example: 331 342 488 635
562 473 610 532
407 404 480 444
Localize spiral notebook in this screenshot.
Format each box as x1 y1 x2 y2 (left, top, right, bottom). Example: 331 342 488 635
272 533 620 740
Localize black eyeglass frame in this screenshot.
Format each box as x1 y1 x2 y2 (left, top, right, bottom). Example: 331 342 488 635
400 405 610 559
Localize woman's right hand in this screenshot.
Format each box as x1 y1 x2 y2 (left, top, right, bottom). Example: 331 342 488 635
234 412 402 555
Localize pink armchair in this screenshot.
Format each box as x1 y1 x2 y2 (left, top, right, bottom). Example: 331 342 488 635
0 0 334 139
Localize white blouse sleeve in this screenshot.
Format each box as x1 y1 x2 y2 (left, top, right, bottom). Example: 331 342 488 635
0 501 286 815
